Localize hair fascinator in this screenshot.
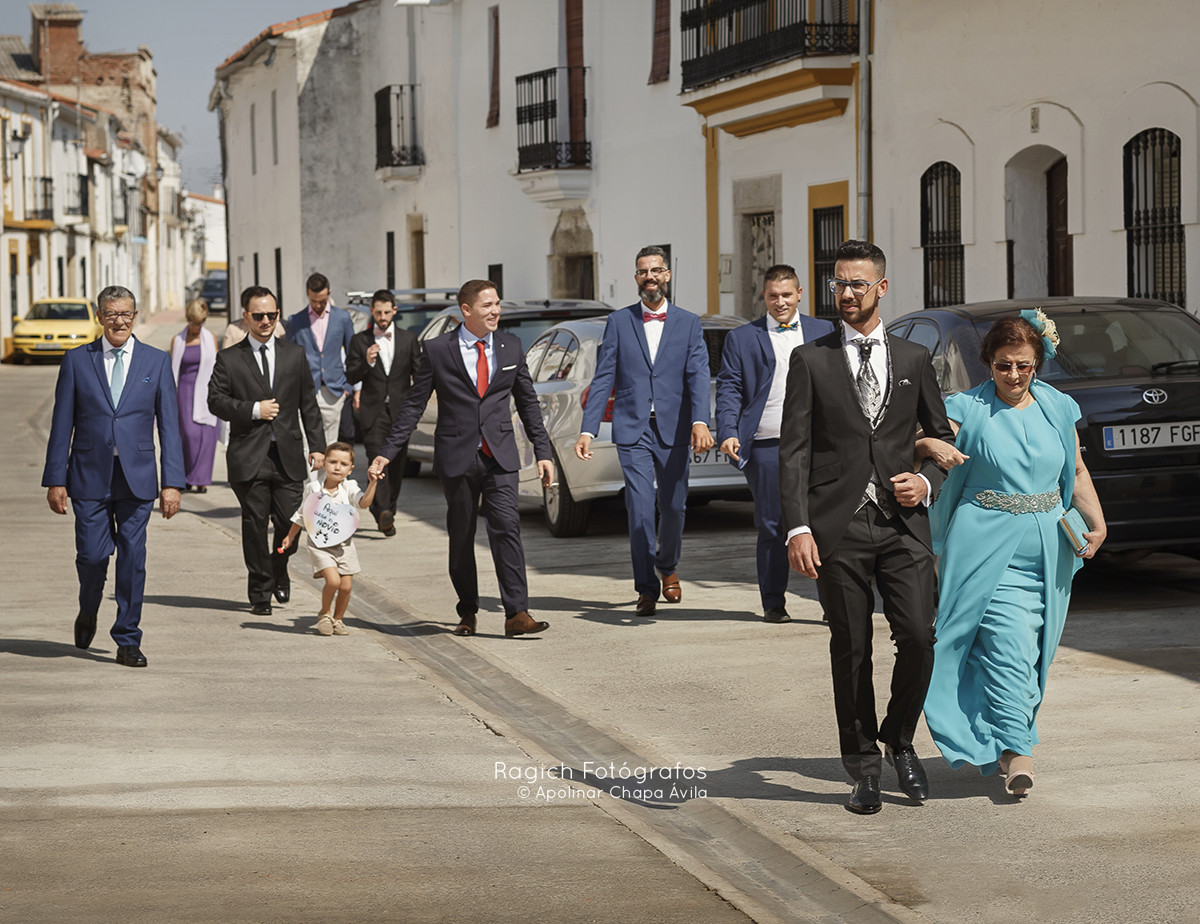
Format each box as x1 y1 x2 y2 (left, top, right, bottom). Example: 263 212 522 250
1019 308 1059 360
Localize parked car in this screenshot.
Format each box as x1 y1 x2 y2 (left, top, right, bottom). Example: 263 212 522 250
512 313 752 537
886 296 1200 557
405 300 615 471
10 298 102 361
199 271 229 315
344 288 460 335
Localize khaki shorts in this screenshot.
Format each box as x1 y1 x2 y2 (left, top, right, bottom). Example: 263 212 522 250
308 539 361 577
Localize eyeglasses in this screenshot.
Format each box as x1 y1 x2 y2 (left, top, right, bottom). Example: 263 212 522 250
635 267 668 279
102 312 136 323
250 312 279 322
992 361 1035 374
827 278 883 297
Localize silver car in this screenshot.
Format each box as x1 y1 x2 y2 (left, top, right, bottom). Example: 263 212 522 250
512 314 752 537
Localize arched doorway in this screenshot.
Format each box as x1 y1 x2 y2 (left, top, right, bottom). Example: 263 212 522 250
1004 145 1073 297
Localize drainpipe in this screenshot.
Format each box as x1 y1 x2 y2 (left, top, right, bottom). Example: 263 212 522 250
856 0 871 240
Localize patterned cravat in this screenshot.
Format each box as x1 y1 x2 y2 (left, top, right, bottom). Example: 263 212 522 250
853 339 895 518
474 340 492 457
775 320 799 331
110 347 126 405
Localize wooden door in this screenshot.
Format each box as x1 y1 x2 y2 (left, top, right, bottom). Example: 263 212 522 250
1047 158 1073 296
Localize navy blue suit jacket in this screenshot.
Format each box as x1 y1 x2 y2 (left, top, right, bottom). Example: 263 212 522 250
380 330 552 479
579 302 710 447
286 305 355 394
42 337 185 500
715 314 835 469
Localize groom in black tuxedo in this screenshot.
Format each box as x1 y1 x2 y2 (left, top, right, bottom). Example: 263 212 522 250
780 240 954 814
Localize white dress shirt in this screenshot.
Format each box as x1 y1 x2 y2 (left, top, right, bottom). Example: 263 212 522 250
102 334 135 387
642 298 667 364
249 337 276 421
755 325 806 440
458 326 494 391
372 325 394 375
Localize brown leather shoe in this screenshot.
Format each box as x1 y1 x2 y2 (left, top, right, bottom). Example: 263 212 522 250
635 593 658 617
504 610 549 637
452 613 477 636
661 573 682 604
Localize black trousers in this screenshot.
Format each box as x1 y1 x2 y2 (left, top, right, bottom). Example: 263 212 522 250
441 450 528 619
363 405 406 522
231 444 302 606
815 504 936 781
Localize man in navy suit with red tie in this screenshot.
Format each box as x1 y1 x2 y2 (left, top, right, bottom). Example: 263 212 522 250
574 246 713 618
369 280 554 638
42 286 186 667
716 264 835 623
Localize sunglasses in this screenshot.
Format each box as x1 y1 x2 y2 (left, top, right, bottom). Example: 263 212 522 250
992 361 1034 374
250 312 279 322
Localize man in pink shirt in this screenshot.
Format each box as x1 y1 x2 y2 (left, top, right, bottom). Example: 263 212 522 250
285 272 356 450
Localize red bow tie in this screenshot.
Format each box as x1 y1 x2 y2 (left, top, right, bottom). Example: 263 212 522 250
643 310 666 322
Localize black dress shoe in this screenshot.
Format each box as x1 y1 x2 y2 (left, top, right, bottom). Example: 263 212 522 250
379 510 396 537
273 577 290 604
763 606 791 623
115 645 148 668
74 610 97 650
846 775 882 814
249 601 273 616
885 744 929 803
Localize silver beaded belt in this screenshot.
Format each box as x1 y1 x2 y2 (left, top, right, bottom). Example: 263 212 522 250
972 488 1061 515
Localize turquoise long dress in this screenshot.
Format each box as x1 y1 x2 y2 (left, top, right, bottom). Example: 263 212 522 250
924 380 1084 776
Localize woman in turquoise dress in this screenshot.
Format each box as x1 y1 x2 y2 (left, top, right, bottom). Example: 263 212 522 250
921 312 1106 797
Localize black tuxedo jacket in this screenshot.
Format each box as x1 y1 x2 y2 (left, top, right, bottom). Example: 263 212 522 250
345 327 421 426
379 329 552 479
779 330 954 556
208 337 325 483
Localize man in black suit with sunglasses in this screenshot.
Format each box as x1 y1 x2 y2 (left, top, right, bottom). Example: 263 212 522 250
209 286 325 615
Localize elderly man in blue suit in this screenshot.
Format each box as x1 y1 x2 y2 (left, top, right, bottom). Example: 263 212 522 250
286 272 356 450
42 285 186 667
716 264 835 623
574 246 713 618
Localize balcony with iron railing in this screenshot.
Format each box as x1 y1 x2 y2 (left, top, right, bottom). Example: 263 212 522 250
26 176 53 221
513 66 592 209
63 173 90 219
680 0 858 91
375 84 425 182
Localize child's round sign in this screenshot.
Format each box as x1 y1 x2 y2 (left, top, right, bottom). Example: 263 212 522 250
301 489 359 548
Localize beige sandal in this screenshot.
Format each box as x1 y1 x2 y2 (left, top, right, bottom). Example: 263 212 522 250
1003 753 1034 796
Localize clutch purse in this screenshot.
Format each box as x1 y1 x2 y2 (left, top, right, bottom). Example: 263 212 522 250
1059 507 1090 555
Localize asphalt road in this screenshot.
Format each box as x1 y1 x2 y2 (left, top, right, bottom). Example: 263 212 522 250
4 311 1198 923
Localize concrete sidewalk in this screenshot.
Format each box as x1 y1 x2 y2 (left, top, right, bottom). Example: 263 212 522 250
0 316 754 923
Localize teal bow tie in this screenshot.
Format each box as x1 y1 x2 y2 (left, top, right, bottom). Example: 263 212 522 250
775 320 799 332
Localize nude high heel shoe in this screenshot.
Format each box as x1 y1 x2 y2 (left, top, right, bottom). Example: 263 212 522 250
1003 753 1034 796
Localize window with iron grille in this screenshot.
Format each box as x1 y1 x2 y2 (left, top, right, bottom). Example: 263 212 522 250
920 161 964 309
515 67 590 172
680 0 857 92
1124 128 1185 307
64 173 90 217
812 205 842 320
375 85 424 169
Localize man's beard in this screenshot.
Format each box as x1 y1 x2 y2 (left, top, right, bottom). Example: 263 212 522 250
639 281 668 305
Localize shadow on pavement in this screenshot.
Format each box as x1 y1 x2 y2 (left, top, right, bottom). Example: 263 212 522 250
0 638 112 662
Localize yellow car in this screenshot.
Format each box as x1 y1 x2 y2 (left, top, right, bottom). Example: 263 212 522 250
11 298 103 360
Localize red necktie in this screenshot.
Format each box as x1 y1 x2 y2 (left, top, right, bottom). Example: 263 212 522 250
643 310 666 322
474 340 492 457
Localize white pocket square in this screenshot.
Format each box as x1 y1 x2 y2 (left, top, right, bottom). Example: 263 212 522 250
898 378 912 386
502 364 517 371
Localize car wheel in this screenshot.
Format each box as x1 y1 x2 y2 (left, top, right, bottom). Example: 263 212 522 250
544 453 590 537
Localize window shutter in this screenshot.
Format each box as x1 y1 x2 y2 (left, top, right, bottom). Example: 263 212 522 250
648 0 670 84
486 6 501 128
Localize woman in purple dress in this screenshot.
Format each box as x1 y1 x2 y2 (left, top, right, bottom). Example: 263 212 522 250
170 299 219 492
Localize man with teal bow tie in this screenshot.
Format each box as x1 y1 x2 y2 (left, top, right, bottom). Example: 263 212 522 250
715 265 834 622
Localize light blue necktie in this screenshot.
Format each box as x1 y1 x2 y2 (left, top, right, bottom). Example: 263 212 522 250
110 347 126 405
